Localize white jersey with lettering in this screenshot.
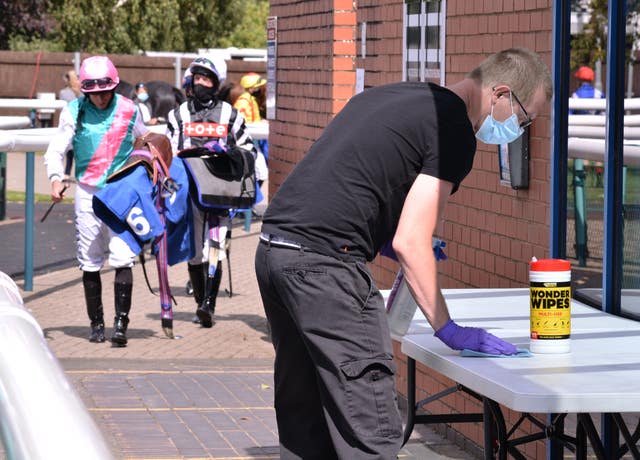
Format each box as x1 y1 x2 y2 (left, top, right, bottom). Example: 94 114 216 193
165 99 256 158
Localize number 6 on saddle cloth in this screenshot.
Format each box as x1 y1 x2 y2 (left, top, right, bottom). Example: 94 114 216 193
92 132 195 339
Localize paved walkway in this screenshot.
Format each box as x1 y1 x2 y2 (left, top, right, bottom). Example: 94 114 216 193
6 218 474 459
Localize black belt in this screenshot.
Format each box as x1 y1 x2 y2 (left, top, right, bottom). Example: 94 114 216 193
259 232 307 250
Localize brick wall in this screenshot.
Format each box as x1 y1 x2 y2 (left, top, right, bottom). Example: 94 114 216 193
397 2 554 458
268 1 553 458
268 0 351 196
440 1 554 294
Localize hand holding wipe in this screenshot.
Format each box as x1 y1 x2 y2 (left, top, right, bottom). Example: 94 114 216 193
435 320 517 355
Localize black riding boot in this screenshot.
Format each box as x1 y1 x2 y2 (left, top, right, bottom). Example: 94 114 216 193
111 267 132 347
83 271 105 343
197 261 222 328
188 262 208 324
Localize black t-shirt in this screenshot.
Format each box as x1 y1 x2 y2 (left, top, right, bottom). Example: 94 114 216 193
262 82 476 262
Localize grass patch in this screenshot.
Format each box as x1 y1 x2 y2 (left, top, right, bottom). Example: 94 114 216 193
5 190 71 204
568 161 640 206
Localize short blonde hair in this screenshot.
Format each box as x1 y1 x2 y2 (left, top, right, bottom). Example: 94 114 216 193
467 48 552 103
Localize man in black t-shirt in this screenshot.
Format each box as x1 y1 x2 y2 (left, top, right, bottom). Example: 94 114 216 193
255 48 552 459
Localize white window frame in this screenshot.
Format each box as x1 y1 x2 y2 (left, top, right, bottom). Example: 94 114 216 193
402 0 447 85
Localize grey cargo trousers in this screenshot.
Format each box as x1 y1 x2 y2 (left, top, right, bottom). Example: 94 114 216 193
255 239 403 460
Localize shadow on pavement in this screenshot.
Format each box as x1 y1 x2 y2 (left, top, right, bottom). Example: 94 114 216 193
42 325 157 342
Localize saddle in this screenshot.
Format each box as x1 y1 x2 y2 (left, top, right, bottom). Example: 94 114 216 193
105 131 180 338
178 144 256 210
108 132 175 192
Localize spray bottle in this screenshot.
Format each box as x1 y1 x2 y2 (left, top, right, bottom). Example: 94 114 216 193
386 238 446 336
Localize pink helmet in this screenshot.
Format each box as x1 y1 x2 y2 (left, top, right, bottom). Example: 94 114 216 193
79 56 119 93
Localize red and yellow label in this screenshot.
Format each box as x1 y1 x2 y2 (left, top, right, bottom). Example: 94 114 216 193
530 282 571 340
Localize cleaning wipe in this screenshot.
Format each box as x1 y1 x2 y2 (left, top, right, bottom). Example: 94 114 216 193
460 348 533 358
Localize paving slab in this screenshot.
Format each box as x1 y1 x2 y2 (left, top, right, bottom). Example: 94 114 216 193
3 203 475 459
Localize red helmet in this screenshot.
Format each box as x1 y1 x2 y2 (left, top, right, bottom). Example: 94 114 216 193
79 56 119 93
574 66 595 81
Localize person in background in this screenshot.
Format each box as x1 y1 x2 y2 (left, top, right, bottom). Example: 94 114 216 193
167 57 257 328
44 56 148 347
234 72 266 123
59 69 81 102
255 48 552 459
571 65 604 110
134 82 158 125
571 65 605 186
181 68 194 98
58 69 81 179
234 72 269 202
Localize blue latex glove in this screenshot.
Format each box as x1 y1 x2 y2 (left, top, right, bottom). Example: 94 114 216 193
432 238 447 261
435 320 517 355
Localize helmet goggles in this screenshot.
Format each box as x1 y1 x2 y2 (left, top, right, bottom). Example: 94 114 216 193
81 77 115 92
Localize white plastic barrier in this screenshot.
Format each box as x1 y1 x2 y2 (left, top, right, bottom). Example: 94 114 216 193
569 114 640 126
0 271 114 460
245 121 269 140
569 97 640 111
569 125 640 139
0 98 67 111
568 137 640 166
0 117 31 130
0 128 58 151
0 123 268 151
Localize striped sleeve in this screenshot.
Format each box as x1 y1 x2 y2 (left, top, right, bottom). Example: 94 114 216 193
227 105 257 159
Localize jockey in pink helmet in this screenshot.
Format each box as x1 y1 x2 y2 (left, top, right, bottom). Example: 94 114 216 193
44 54 148 348
79 56 119 93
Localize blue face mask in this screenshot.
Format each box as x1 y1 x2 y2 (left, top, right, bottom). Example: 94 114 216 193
137 92 149 102
475 94 524 145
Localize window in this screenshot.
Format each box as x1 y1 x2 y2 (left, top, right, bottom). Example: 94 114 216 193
403 0 446 85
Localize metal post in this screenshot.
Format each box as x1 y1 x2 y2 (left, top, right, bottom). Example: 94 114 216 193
573 159 587 266
550 0 571 260
601 0 627 455
627 62 634 100
549 1 571 458
0 152 6 221
24 152 35 291
244 210 251 232
74 51 81 75
595 60 603 93
175 56 182 89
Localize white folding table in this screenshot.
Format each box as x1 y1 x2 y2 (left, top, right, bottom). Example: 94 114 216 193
399 288 640 459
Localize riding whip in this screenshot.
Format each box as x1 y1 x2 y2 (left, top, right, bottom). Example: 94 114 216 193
40 184 68 223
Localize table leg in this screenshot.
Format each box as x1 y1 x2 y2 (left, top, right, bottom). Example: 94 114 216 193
402 357 416 446
484 399 509 460
616 416 640 458
577 414 608 460
612 413 640 459
576 418 587 460
603 413 620 460
549 414 564 460
483 399 497 460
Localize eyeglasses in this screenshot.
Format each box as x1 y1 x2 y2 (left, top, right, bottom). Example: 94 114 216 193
511 91 533 129
81 78 114 91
